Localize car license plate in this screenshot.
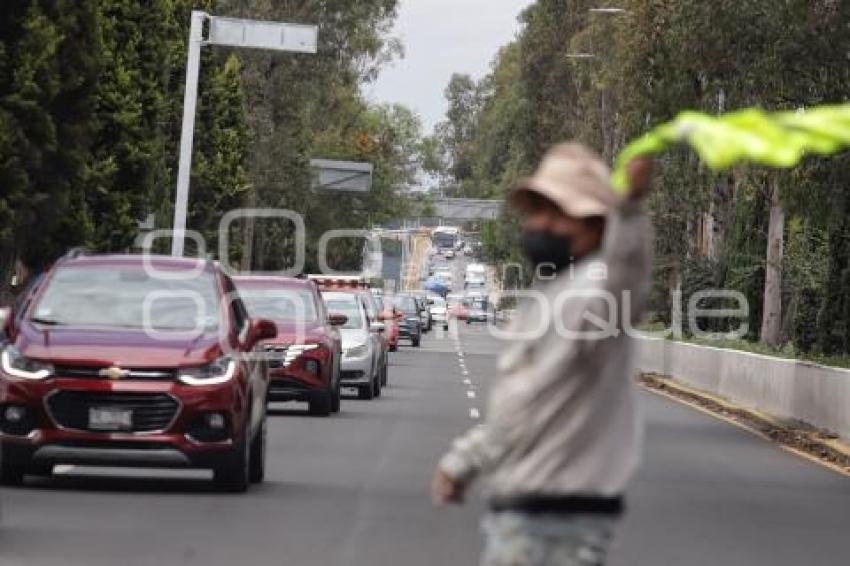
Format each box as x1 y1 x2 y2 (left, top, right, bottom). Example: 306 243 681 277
88 407 133 431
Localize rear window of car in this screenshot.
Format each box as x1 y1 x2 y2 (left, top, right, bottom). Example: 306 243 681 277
239 288 318 322
32 265 220 331
394 296 418 314
323 293 364 330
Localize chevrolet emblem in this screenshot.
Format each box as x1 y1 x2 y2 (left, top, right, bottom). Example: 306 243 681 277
100 366 130 381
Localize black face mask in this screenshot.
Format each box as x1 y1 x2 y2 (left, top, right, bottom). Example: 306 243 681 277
521 230 575 274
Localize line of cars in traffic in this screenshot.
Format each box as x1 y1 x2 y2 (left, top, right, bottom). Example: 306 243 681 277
426 242 493 326
0 251 434 492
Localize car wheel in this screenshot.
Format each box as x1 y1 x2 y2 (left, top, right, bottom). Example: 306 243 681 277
380 363 388 387
331 380 341 413
358 381 375 400
249 417 266 484
308 389 333 417
374 373 382 398
28 463 53 477
412 336 421 348
214 420 251 493
1 462 25 486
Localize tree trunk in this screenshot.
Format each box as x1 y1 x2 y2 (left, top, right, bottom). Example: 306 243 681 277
670 268 683 340
240 189 257 272
760 177 784 347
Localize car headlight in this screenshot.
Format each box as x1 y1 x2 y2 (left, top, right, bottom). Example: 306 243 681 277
283 344 320 368
179 356 236 386
346 344 369 358
1 346 54 380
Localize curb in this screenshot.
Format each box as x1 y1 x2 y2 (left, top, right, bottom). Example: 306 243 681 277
640 373 850 477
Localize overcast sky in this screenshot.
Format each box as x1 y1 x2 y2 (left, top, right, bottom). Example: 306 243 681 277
368 0 532 134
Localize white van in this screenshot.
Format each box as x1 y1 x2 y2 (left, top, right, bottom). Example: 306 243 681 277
465 263 487 286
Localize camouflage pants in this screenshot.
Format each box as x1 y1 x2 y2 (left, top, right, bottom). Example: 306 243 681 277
481 512 617 566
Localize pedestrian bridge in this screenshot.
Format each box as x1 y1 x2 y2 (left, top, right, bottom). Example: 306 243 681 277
432 198 503 221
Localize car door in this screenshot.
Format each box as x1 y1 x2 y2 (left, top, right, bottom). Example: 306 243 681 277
316 287 341 386
363 292 388 360
224 275 267 433
361 296 382 378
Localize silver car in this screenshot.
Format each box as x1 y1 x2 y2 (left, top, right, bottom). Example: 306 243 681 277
321 291 384 400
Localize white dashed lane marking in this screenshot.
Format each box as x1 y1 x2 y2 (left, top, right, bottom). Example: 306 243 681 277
453 338 480 421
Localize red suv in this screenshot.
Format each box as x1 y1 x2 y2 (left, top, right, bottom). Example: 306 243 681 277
0 253 277 492
233 276 345 416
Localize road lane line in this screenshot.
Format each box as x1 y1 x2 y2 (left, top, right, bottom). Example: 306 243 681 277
467 391 476 399
470 408 481 420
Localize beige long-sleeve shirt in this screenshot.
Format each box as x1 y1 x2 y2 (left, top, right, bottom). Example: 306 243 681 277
439 203 651 500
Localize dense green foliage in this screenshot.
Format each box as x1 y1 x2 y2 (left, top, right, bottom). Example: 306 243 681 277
0 0 247 286
435 0 850 357
0 1 418 296
217 0 415 273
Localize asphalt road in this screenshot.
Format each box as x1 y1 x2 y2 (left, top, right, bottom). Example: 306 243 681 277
2 322 849 565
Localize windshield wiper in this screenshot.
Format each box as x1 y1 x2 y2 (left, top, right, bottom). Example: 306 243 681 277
30 317 64 326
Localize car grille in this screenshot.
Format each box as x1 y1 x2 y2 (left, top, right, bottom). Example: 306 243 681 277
46 391 180 433
53 365 176 381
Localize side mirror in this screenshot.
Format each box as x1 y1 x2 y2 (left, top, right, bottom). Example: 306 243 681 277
251 318 278 343
328 312 348 327
370 322 385 333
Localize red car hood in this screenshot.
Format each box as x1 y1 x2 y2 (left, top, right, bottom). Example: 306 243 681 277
15 323 223 368
264 321 328 346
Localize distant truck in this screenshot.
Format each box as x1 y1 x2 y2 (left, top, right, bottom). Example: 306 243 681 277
465 263 487 288
432 226 460 252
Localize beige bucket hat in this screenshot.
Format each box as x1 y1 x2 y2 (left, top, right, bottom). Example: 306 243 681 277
510 143 620 219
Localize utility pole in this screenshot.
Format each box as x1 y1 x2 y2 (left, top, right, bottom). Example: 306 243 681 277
171 11 205 257
170 11 318 256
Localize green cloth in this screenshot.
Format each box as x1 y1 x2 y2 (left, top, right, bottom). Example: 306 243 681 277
611 104 850 193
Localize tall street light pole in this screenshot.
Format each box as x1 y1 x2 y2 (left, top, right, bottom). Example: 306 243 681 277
171 11 318 257
564 8 627 162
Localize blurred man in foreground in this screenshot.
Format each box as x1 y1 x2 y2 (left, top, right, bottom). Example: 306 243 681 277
432 143 653 566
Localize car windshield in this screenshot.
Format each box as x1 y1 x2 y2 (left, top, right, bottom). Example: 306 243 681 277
394 296 418 314
32 265 220 331
323 295 364 329
239 288 318 322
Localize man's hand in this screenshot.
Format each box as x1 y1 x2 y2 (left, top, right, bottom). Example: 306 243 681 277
626 157 653 202
431 467 465 505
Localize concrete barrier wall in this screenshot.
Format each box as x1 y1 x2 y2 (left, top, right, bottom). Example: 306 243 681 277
637 338 850 442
